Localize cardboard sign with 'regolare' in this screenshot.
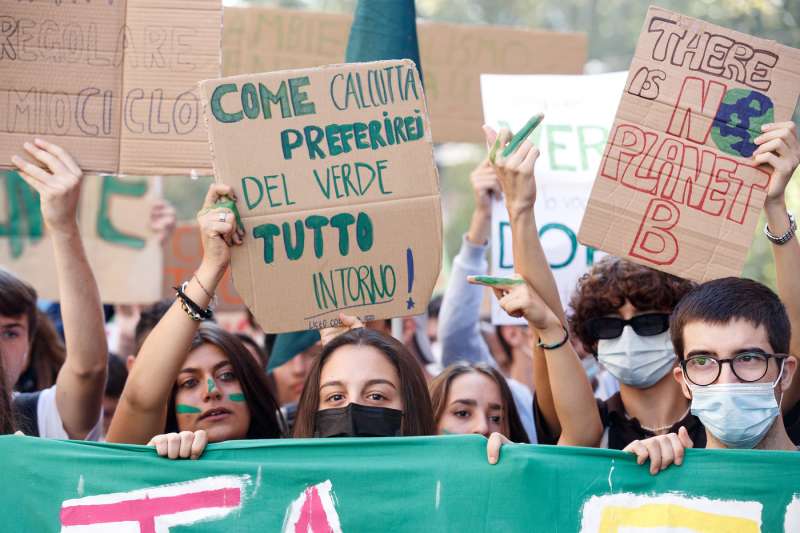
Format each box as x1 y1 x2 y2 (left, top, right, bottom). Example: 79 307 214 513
199 60 442 333
0 0 221 176
578 6 800 281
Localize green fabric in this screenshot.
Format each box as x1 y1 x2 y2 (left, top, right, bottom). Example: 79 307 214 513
345 0 423 83
2 434 799 531
267 329 320 372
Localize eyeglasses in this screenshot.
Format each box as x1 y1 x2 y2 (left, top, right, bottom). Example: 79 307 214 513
680 352 788 386
583 313 670 341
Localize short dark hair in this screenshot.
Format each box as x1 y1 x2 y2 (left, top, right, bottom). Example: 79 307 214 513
293 328 435 438
164 322 283 439
133 299 178 355
569 257 695 352
235 333 267 368
105 355 128 398
670 277 790 359
429 362 529 443
0 268 38 341
0 351 15 434
427 294 443 319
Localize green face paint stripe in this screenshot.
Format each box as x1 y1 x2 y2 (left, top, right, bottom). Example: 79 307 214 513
502 112 544 158
229 393 246 402
468 275 526 287
176 404 202 414
207 378 216 393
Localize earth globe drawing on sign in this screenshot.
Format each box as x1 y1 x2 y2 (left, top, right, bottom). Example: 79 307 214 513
711 88 774 158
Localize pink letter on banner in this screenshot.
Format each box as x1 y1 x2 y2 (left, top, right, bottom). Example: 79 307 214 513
60 475 246 533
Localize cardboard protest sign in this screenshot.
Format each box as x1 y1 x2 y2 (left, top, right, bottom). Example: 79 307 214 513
222 6 587 144
579 7 800 282
0 0 222 176
199 60 441 333
3 435 800 531
163 223 243 311
481 73 626 325
0 171 163 303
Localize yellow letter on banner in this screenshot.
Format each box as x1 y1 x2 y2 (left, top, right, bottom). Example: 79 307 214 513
598 504 759 533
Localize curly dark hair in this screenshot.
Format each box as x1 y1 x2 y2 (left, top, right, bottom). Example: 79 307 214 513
568 257 695 353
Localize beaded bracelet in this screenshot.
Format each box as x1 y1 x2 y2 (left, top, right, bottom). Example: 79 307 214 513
174 282 213 321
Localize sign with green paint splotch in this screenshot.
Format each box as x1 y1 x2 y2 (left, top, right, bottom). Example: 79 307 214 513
199 60 442 333
0 172 163 303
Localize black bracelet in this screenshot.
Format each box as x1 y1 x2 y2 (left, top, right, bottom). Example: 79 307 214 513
174 283 213 321
537 326 569 350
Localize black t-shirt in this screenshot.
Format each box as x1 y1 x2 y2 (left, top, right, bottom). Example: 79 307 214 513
12 391 40 437
784 399 800 446
533 392 707 450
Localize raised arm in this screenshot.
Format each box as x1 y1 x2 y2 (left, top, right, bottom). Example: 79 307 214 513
11 139 106 439
483 125 594 442
474 277 602 446
106 184 242 444
438 160 499 367
755 121 800 410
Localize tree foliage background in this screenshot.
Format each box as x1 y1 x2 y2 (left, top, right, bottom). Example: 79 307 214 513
216 0 800 288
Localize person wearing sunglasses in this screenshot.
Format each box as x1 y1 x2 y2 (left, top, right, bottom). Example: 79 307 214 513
624 278 798 474
482 124 696 450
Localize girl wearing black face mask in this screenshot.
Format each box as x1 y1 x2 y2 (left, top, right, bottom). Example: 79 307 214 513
292 328 435 438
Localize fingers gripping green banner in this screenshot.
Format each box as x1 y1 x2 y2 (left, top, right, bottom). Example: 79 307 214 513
1 435 798 531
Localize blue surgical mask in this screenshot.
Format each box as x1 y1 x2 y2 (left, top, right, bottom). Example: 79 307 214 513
597 327 676 388
688 363 785 449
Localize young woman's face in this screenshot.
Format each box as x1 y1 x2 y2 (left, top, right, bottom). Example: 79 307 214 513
318 344 403 411
437 372 505 438
174 343 251 443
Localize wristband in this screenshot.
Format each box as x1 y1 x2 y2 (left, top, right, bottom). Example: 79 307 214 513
764 211 796 245
537 326 569 350
174 282 213 321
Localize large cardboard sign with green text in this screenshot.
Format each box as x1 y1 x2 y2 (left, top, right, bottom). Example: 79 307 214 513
0 0 222 176
222 6 587 144
579 6 800 281
200 60 442 333
0 172 163 303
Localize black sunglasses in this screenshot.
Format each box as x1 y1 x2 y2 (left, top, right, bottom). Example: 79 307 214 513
583 313 670 341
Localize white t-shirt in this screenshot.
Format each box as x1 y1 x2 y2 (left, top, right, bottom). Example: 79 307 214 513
13 385 103 440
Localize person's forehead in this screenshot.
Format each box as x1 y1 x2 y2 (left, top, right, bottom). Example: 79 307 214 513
448 372 502 407
185 343 231 370
683 319 773 355
320 345 399 386
0 313 28 328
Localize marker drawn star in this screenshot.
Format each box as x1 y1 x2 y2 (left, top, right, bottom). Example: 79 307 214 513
406 297 415 310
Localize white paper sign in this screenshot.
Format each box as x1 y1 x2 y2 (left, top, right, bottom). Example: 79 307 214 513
481 72 626 324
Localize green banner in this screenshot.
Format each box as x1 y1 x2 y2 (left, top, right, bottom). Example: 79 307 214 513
2 434 798 531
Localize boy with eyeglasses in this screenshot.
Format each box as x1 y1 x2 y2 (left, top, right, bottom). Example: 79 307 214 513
625 277 798 473
482 120 800 452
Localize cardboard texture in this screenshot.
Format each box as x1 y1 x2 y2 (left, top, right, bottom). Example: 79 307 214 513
481 72 626 325
0 0 222 176
0 172 163 303
578 6 800 282
199 60 442 333
163 223 243 311
222 6 587 144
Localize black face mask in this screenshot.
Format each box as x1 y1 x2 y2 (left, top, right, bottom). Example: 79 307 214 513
314 403 403 438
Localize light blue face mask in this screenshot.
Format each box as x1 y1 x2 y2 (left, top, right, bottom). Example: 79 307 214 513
688 362 785 449
597 327 676 389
